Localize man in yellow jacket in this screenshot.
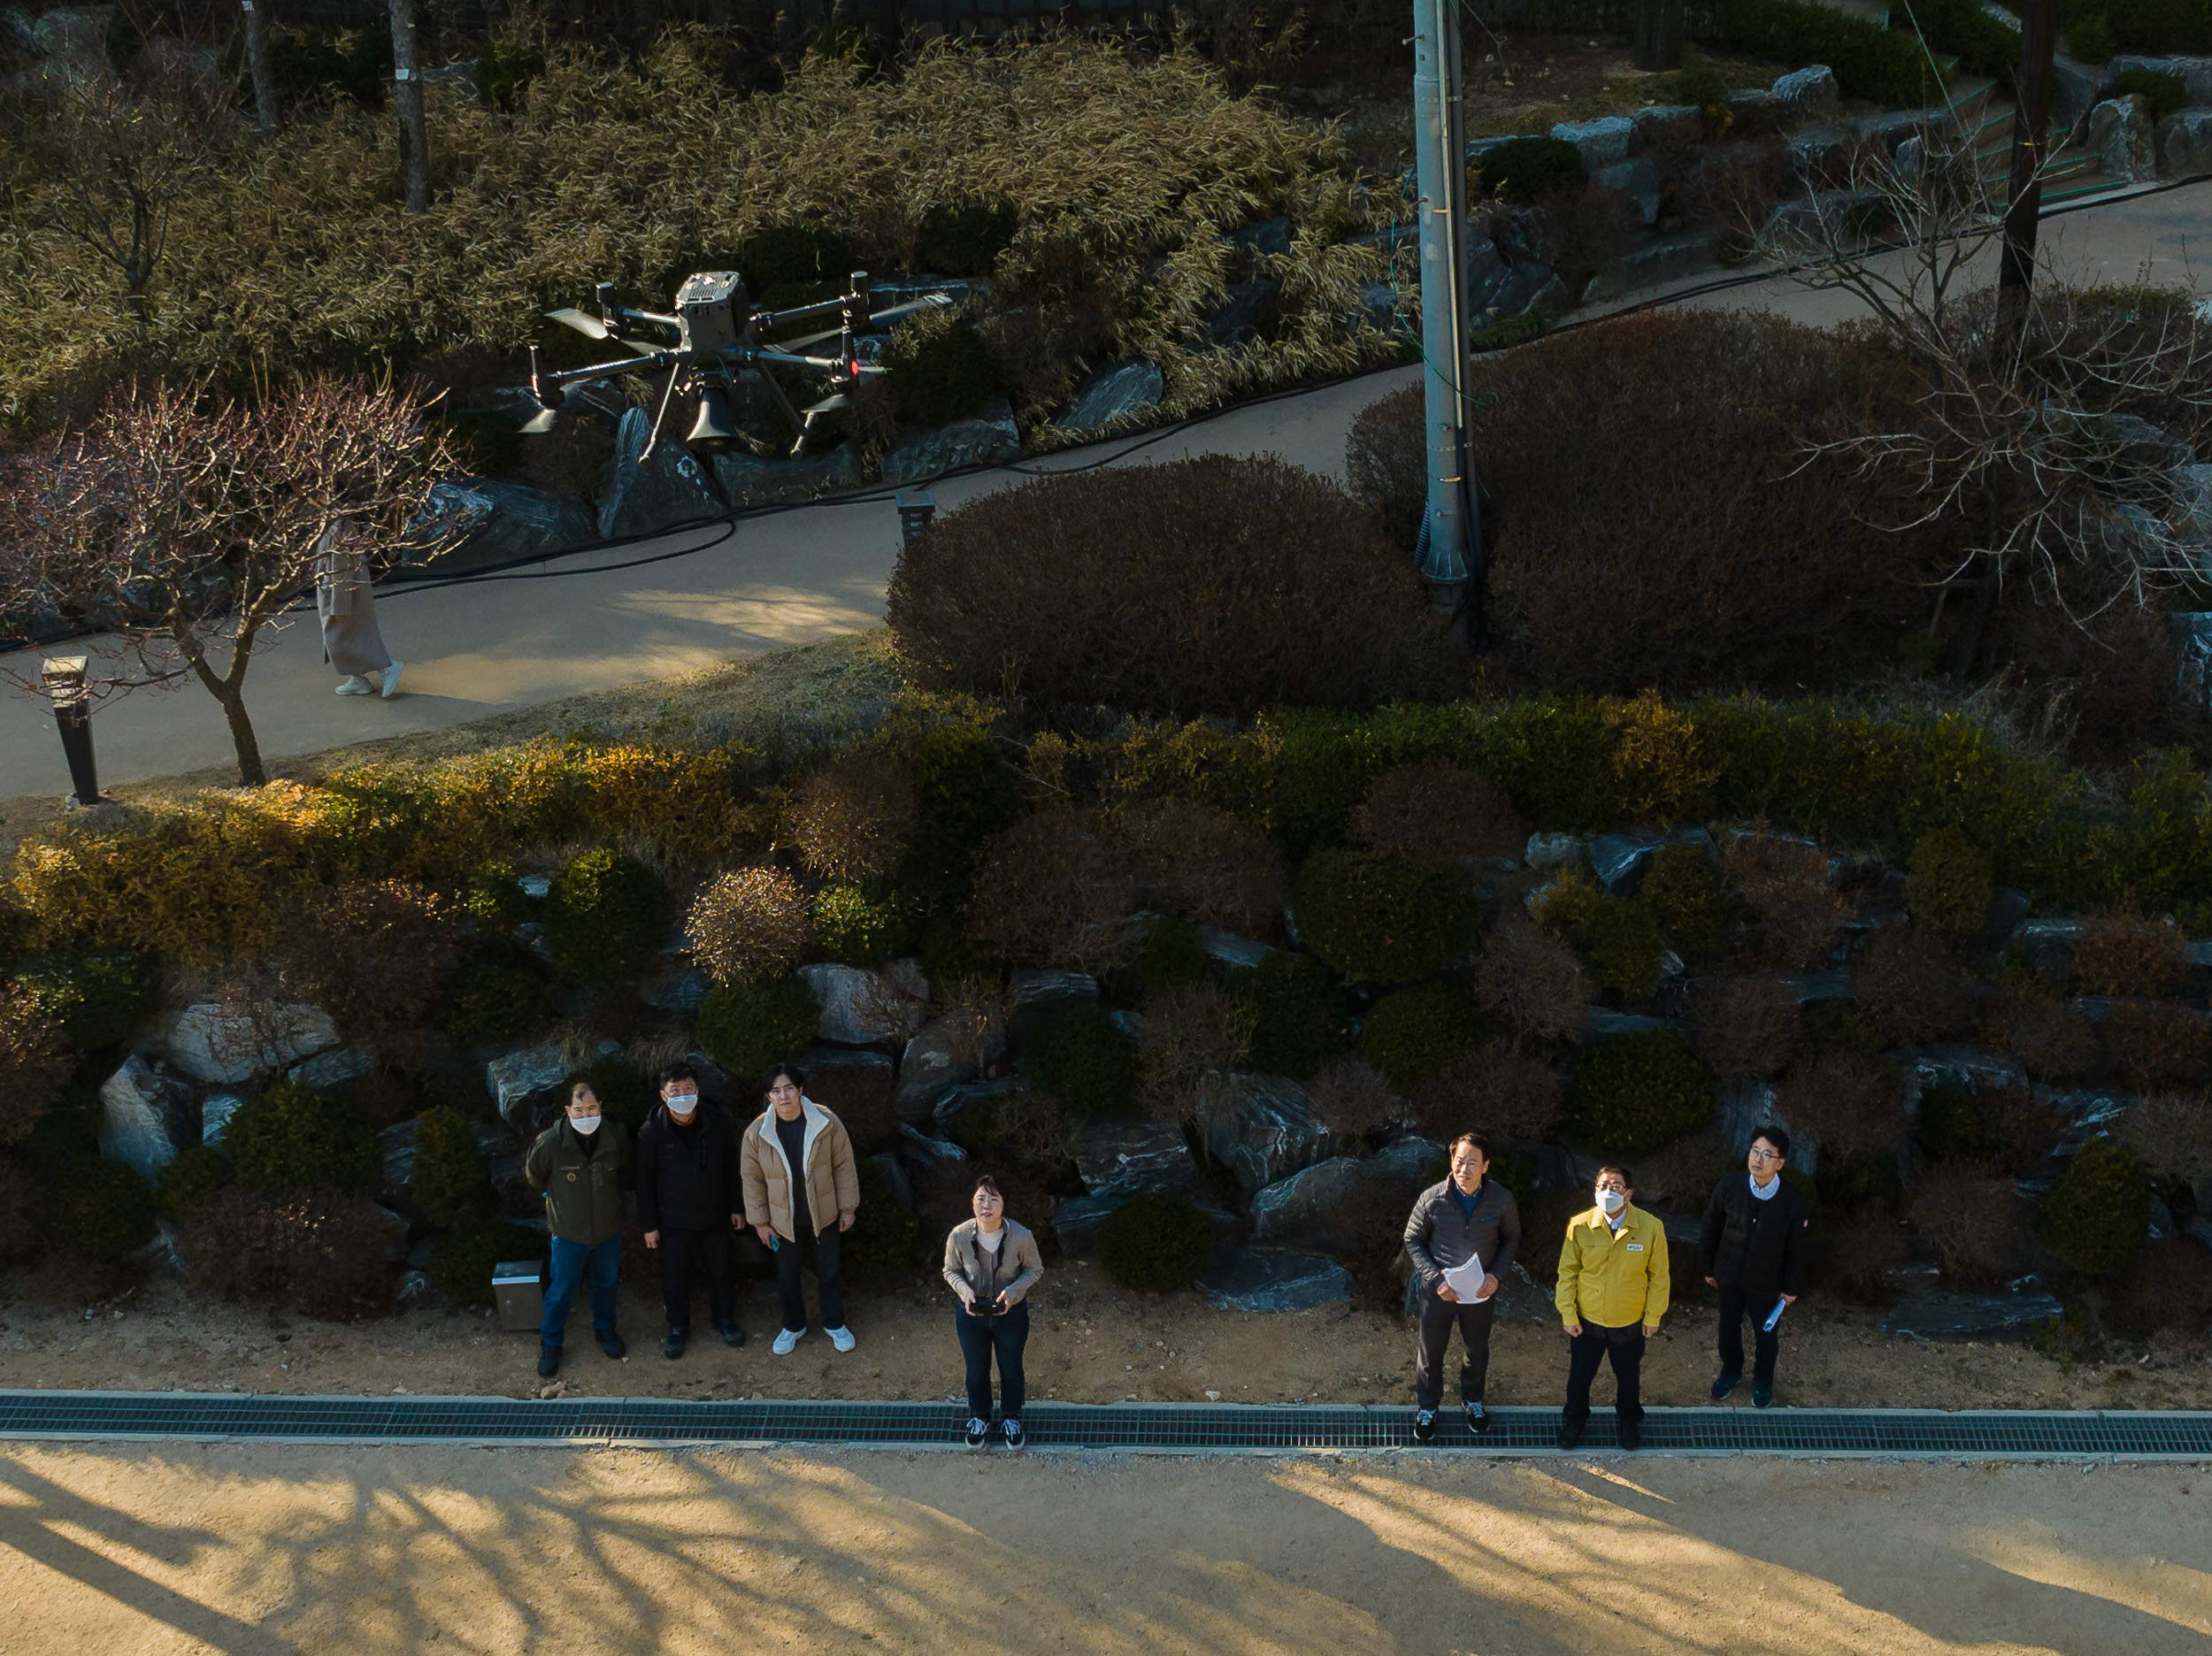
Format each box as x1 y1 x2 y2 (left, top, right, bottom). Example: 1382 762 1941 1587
1555 1164 1670 1452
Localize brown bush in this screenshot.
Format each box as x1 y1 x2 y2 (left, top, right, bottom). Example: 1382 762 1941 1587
1689 977 1800 1081
1985 977 2100 1082
1907 1163 2022 1285
349 1069 426 1131
1819 1210 1913 1305
1471 921 1590 1046
968 809 1136 973
1683 138 1796 238
1139 979 1255 1124
1855 925 1970 1047
2116 1092 2212 1187
0 986 71 1147
1993 600 2208 764
1351 764 1526 875
2074 912 2190 998
1774 1049 1908 1161
887 455 1457 717
2105 1001 2209 1092
2105 1237 2212 1336
275 881 456 1039
1344 383 1428 550
787 749 919 885
1634 1128 1738 1211
1114 797 1286 936
182 1187 396 1318
1305 1053 1397 1140
1406 1039 1564 1145
687 865 816 983
1722 835 1847 972
0 1161 39 1263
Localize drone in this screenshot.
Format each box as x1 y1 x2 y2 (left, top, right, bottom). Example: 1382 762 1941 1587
524 270 948 459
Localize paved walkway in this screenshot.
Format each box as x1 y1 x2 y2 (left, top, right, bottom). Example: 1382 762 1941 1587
2 184 2203 797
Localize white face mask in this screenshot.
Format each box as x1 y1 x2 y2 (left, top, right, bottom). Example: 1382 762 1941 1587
571 1113 602 1136
666 1093 698 1116
1598 1189 1627 1215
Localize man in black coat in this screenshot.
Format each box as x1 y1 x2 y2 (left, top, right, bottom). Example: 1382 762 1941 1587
636 1062 748 1359
1699 1124 1810 1409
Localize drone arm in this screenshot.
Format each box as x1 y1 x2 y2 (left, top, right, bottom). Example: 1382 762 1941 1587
535 352 675 391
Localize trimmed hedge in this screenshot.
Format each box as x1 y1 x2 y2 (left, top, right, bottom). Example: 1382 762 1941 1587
1294 850 1478 984
1024 1007 1139 1118
1565 1030 1717 1157
1477 136 1586 203
811 884 912 968
154 1144 231 1223
1136 913 1208 995
2035 1140 2151 1274
1699 0 1935 107
9 950 160 1050
442 961 547 1046
1640 843 1732 962
45 1154 157 1264
565 1062 651 1134
1234 952 1354 1080
696 974 822 1082
1096 1191 1214 1292
1360 980 1490 1089
544 848 669 986
411 1107 488 1229
2104 0 2212 54
225 1081 382 1200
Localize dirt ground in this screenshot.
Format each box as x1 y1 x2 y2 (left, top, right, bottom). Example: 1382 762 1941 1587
3 1443 2207 1654
4 1257 2208 1413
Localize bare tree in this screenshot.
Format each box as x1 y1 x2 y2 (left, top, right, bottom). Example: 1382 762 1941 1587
0 379 454 786
388 0 431 215
242 0 280 137
1755 119 2212 672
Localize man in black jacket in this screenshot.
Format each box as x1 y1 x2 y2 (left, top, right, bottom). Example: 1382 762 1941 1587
1403 1132 1522 1442
1699 1124 1810 1409
636 1062 748 1359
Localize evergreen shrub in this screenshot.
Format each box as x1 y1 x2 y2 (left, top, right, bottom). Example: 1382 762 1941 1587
1025 1007 1139 1117
1233 952 1354 1079
2034 1139 2150 1274
1476 136 1586 202
11 949 159 1050
1136 913 1208 996
44 1155 157 1263
1294 849 1477 983
411 1107 488 1229
887 320 1002 426
1905 830 1993 934
842 1160 925 1287
1359 980 1490 1089
442 961 547 1046
1915 1085 2004 1164
544 848 669 985
2066 12 2116 58
1564 1030 1717 1156
695 975 822 1080
811 884 912 967
1640 842 1732 962
1095 1191 1214 1292
902 726 1022 911
428 1220 546 1307
466 859 529 934
2105 0 2211 55
2110 67 2187 116
1536 870 1664 997
154 1144 231 1223
225 1081 381 1199
0 986 69 1147
917 201 1018 276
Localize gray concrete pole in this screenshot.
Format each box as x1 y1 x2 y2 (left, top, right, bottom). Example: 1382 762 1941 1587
1412 0 1474 614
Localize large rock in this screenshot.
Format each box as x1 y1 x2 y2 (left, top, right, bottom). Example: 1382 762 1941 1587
289 1041 377 1092
879 395 1021 486
1897 1046 2027 1116
164 1000 339 1085
1595 157 1663 226
2171 462 2212 569
1202 1075 1340 1195
2050 53 2102 134
797 1046 896 1146
1473 258 1566 322
1580 229 1722 303
487 1036 624 1133
1770 64 1840 127
710 444 861 508
2013 917 2082 985
895 1122 969 1198
798 959 928 1046
2162 111 2212 180
1196 1246 1354 1313
930 1076 1023 1140
595 407 725 540
864 1152 915 1215
639 963 709 1014
1251 1138 1442 1258
423 477 595 568
380 1117 419 1207
1004 970 1098 1054
2175 613 2212 713
2110 53 2212 107
1064 361 1163 430
1724 88 1779 128
1786 122 1853 181
1589 827 1715 896
1229 215 1292 257
1524 832 1585 871
199 1094 242 1146
1052 1192 1240 1254
2091 96 2157 184
1200 928 1272 972
1629 104 1701 154
894 1013 998 1123
1071 1119 1198 1199
1203 279 1279 346
1881 1280 2065 1342
1551 115 1633 171
97 1054 194 1182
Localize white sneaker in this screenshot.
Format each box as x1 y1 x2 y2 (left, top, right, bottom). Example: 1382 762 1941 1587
334 675 374 695
380 661 404 699
826 1325 856 1353
772 1328 803 1355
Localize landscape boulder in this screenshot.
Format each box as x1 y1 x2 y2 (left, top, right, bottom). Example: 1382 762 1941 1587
799 959 928 1046
1251 1138 1441 1258
289 1041 377 1092
488 1036 624 1133
1196 1246 1354 1313
1880 1279 2065 1342
1202 1075 1340 1194
2163 111 2212 180
199 1094 242 1146
595 407 725 540
640 963 710 1014
1629 103 1701 153
97 1054 195 1182
879 395 1021 485
711 444 861 508
1594 157 1663 226
1004 970 1099 1054
1070 1118 1199 1199
1551 115 1633 171
895 1014 998 1122
425 477 596 568
1064 361 1163 430
164 1000 339 1085
1770 64 1840 126
2091 95 2157 184
1589 827 1715 896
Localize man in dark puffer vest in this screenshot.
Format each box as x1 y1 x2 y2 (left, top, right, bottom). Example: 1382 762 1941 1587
1698 1124 1811 1409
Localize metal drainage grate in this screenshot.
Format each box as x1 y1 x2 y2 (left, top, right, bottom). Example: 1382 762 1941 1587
3 1392 2211 1457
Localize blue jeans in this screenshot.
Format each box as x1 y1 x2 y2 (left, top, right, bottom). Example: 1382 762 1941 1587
541 1236 621 1346
954 1300 1029 1422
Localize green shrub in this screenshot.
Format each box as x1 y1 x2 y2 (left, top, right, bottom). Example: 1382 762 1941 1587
2104 0 2212 54
11 950 160 1050
1915 1085 2003 1164
1095 1191 1215 1292
1477 136 1586 203
842 1159 924 1287
811 883 912 967
565 1062 650 1134
442 961 547 1046
1916 0 2023 85
1905 830 1994 934
1294 849 1477 983
23 1081 102 1161
154 1145 231 1223
917 202 1018 276
2110 67 2188 118
44 1155 157 1263
1359 980 1489 1089
2067 12 2116 58
695 974 822 1080
1565 1030 1717 1156
1698 0 1932 106
543 847 669 986
1024 1007 1139 1118
887 319 1001 426
1136 913 1209 996
411 1107 488 1229
1674 43 1730 126
902 726 1023 914
1477 696 1621 832
224 1081 381 1200
1233 952 1354 1079
427 1220 546 1307
2034 1139 2151 1274
1536 870 1665 997
465 859 529 935
1640 842 1732 962
738 222 855 307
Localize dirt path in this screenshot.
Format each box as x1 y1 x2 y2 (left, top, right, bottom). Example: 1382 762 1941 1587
5 1261 2208 1414
2 1443 2207 1654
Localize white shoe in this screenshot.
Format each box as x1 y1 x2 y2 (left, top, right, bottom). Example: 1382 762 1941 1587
826 1325 856 1353
380 661 404 699
772 1328 803 1355
334 675 374 695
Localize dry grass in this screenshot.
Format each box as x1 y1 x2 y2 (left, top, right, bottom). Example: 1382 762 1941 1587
1774 1048 1908 1162
2116 1092 2212 1187
1854 924 1970 1047
1471 920 1589 1046
1984 975 2101 1082
968 809 1136 975
1305 1053 1396 1141
1908 1162 2022 1286
1140 979 1255 1126
1722 834 1848 973
1407 1039 1563 1146
2074 910 2191 998
2106 1001 2209 1092
1350 764 1525 874
1689 976 1800 1081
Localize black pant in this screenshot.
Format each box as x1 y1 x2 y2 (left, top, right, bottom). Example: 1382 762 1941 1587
955 1300 1030 1422
1415 1287 1496 1409
660 1225 736 1335
1716 1285 1782 1386
774 1223 845 1332
1563 1321 1647 1426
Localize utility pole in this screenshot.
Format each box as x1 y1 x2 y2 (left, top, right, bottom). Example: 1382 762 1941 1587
1998 0 2060 341
241 0 279 137
388 0 431 215
1411 0 1479 640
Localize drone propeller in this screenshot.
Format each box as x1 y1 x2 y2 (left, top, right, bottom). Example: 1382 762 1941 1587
520 406 559 434
545 306 610 341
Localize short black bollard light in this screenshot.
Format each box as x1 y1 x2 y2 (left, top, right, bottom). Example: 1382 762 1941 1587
895 487 936 548
42 656 102 807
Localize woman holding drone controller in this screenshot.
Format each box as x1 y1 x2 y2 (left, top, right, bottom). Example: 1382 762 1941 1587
943 1174 1045 1450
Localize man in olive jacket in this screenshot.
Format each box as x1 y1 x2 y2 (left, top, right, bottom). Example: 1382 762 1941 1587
1402 1132 1521 1441
635 1062 747 1360
1698 1124 1811 1409
740 1063 862 1354
525 1081 634 1379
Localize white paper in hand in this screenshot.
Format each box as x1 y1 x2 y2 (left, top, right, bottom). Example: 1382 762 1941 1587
1442 1256 1491 1301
